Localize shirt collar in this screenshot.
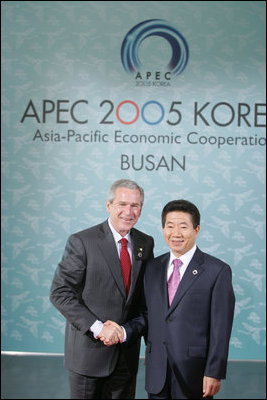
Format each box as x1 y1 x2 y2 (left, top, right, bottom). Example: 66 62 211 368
169 244 197 266
108 218 131 244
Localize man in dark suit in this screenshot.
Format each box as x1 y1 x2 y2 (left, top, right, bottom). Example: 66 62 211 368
102 199 235 399
50 179 154 399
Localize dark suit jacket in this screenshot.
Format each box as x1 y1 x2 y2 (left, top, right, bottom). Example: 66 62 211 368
125 247 235 397
50 220 154 377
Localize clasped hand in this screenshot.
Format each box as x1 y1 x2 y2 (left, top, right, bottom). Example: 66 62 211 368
97 320 124 346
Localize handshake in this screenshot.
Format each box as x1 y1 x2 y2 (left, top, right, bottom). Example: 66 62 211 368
97 320 124 346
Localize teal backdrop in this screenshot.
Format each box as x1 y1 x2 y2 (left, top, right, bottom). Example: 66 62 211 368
1 1 266 360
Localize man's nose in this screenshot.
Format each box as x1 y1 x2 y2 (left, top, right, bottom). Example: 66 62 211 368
172 227 182 236
124 205 132 214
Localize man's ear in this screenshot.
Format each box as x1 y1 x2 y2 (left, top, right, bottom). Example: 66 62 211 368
106 200 111 213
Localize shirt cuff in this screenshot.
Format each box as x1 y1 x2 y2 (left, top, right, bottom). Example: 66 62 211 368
121 326 127 342
90 320 103 339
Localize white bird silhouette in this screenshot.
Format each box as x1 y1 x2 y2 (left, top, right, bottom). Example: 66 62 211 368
18 316 44 338
241 216 265 239
239 322 265 345
240 269 265 291
234 297 254 316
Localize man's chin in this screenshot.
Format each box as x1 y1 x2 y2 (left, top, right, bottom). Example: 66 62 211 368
120 222 135 231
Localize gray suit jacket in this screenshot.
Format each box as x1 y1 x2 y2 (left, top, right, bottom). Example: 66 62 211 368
50 220 154 377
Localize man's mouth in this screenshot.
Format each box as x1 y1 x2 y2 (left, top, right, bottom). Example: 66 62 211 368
171 240 183 245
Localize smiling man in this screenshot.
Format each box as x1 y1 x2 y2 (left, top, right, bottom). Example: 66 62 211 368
102 199 235 399
50 179 154 399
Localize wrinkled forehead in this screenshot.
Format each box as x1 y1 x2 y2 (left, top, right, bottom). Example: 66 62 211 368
111 187 143 206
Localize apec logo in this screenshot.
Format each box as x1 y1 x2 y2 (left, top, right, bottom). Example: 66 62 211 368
121 19 189 86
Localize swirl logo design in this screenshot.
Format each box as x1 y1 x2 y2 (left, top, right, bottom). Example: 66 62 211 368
121 19 189 78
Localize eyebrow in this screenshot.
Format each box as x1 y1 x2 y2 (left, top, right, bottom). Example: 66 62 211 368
118 201 141 206
166 221 190 225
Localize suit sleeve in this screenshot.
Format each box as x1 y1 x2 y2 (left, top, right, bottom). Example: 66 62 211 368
204 264 235 379
50 234 98 335
124 305 148 343
124 269 149 342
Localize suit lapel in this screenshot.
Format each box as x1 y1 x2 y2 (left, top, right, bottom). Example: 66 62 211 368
97 221 126 298
166 248 205 316
127 229 146 301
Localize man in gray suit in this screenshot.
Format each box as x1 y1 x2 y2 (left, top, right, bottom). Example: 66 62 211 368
50 179 154 399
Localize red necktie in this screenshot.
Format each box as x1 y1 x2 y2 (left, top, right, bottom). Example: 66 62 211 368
168 259 183 305
120 238 131 295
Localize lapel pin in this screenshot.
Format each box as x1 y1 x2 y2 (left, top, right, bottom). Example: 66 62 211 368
192 270 198 275
137 248 143 258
